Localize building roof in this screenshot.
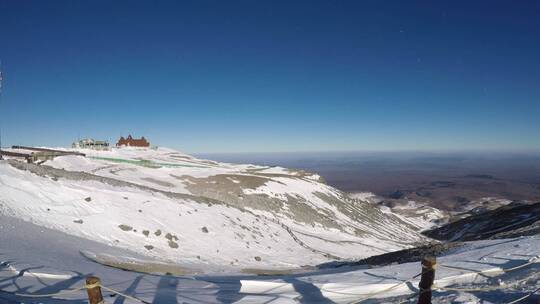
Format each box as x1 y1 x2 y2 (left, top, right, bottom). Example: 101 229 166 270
116 135 150 147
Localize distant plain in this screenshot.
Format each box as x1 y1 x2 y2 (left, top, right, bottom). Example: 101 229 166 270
198 151 540 210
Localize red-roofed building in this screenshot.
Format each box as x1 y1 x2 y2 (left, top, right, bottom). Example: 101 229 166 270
116 135 150 147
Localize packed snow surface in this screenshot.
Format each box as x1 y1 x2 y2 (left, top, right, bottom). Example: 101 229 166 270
0 215 538 303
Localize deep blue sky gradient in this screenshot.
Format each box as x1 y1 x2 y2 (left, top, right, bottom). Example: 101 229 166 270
1 1 539 153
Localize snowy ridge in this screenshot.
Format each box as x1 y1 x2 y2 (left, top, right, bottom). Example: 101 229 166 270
348 192 448 232
0 147 426 273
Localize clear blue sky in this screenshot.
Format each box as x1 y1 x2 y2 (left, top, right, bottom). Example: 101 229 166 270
0 1 539 153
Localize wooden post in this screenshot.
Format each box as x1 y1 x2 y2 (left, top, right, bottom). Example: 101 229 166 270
418 256 436 304
86 276 104 304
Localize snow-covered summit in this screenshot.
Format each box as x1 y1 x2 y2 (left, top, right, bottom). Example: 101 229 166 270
0 147 427 273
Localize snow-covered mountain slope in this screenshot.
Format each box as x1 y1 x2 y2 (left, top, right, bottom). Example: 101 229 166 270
348 192 448 231
424 201 540 242
1 215 538 304
455 197 513 215
377 200 448 231
0 147 427 273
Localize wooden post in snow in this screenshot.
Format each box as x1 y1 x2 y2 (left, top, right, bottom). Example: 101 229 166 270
86 276 104 304
417 256 436 304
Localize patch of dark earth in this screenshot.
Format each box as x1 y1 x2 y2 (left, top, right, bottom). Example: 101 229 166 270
317 242 463 269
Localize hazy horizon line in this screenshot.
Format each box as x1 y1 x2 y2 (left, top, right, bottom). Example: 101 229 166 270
192 147 540 156
3 143 540 157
